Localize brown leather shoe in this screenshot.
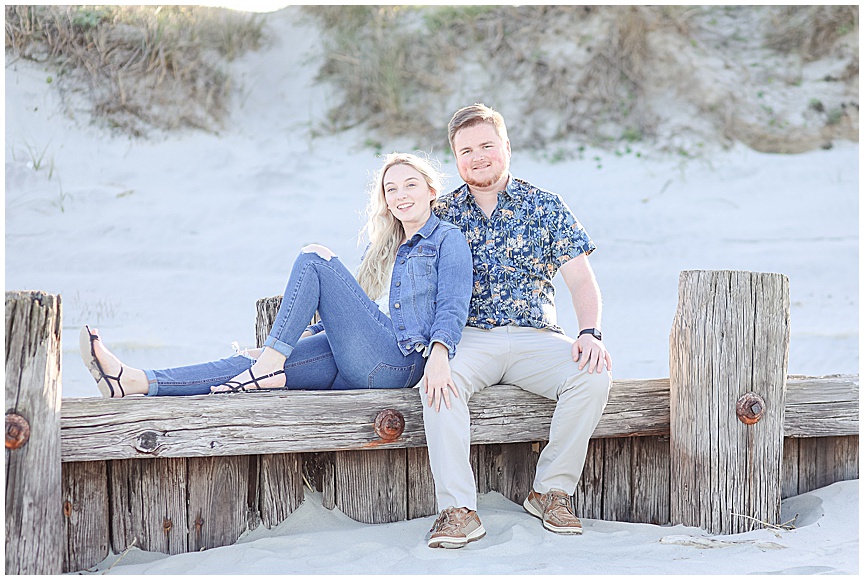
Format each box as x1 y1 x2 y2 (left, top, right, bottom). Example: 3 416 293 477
523 489 583 534
427 507 486 548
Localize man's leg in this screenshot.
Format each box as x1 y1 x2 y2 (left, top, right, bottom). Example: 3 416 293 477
421 327 508 547
502 326 611 531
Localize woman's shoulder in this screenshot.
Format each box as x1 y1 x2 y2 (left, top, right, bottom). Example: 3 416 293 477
432 218 464 237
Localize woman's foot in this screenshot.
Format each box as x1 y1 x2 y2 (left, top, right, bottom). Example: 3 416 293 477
211 347 287 393
79 326 148 398
210 367 286 393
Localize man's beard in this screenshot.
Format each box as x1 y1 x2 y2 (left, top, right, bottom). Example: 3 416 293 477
464 166 507 189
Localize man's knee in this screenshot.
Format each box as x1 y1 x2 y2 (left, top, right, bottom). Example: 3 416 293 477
561 367 611 404
301 244 336 261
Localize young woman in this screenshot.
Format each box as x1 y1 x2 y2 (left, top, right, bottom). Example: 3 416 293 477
80 153 472 399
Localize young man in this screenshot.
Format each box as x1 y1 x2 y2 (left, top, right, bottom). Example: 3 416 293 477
423 103 613 549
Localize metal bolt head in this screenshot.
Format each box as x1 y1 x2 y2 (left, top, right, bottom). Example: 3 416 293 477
374 409 405 441
5 413 30 449
736 392 766 425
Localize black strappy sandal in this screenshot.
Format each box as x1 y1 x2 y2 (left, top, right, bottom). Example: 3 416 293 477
79 325 126 398
211 368 286 394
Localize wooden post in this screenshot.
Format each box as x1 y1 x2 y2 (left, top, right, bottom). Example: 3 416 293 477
5 291 64 574
255 296 314 524
62 461 109 572
669 270 789 534
110 458 188 555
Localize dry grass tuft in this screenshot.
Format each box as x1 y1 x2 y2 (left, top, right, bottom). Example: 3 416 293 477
765 5 858 61
306 6 449 141
306 5 705 150
5 5 264 136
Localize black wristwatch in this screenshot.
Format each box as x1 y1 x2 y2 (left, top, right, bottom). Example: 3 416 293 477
579 328 602 341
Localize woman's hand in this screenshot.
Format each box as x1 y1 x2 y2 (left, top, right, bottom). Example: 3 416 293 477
423 342 459 412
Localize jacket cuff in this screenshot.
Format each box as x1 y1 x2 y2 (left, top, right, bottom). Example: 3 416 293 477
429 334 457 359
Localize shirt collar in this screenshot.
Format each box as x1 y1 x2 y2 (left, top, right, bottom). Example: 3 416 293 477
502 174 525 200
413 212 441 240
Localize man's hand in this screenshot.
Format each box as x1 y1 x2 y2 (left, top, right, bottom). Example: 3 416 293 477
572 334 612 373
424 343 460 411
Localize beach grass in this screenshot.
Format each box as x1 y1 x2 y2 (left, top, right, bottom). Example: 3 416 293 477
5 5 265 135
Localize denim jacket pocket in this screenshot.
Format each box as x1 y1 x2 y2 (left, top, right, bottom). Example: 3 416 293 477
368 362 416 389
408 244 438 276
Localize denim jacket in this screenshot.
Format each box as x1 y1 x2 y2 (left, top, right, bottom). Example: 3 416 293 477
306 214 472 359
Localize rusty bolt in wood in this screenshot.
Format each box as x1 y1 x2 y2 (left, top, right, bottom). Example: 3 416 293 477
736 392 766 425
374 409 405 441
5 413 30 449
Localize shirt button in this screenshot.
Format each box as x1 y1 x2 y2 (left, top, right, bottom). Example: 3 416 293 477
394 303 400 309
399 325 405 330
400 259 405 264
395 281 401 287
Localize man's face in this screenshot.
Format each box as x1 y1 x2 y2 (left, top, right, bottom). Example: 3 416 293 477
452 122 511 190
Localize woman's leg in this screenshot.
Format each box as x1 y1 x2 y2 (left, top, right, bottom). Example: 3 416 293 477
226 247 424 391
150 333 339 395
215 246 340 390
116 245 421 396
84 328 340 397
269 250 425 390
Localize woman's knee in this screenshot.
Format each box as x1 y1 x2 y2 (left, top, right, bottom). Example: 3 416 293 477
301 244 336 261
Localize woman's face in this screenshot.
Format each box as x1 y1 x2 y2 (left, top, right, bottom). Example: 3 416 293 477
383 163 436 230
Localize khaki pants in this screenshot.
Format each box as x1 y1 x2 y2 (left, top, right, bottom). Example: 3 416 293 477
421 326 612 511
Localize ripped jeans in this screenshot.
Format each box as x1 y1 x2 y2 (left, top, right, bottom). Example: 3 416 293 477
144 251 426 396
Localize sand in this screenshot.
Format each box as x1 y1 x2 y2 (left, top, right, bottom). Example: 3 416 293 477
3 5 859 575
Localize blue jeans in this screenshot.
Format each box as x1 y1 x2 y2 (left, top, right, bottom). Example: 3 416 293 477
144 252 426 396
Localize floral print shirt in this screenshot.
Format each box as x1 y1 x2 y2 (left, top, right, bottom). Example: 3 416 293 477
433 175 596 333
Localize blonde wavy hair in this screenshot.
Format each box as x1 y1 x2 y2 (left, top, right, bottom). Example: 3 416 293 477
356 153 444 300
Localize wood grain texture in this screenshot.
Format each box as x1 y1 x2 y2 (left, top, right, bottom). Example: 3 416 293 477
669 270 789 534
601 438 633 523
784 375 859 437
259 453 304 528
573 438 604 520
406 446 437 519
333 449 407 524
60 375 856 462
109 457 188 555
187 455 256 552
5 291 64 575
795 435 860 497
473 442 541 506
631 436 671 525
62 461 109 573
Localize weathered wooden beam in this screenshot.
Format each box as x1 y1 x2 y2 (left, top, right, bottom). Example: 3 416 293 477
5 291 64 575
784 374 859 437
669 270 789 535
59 374 857 463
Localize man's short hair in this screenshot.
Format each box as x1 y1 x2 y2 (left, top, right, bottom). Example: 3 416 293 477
448 103 509 153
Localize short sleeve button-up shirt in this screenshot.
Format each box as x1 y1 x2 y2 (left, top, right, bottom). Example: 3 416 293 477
433 176 596 333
